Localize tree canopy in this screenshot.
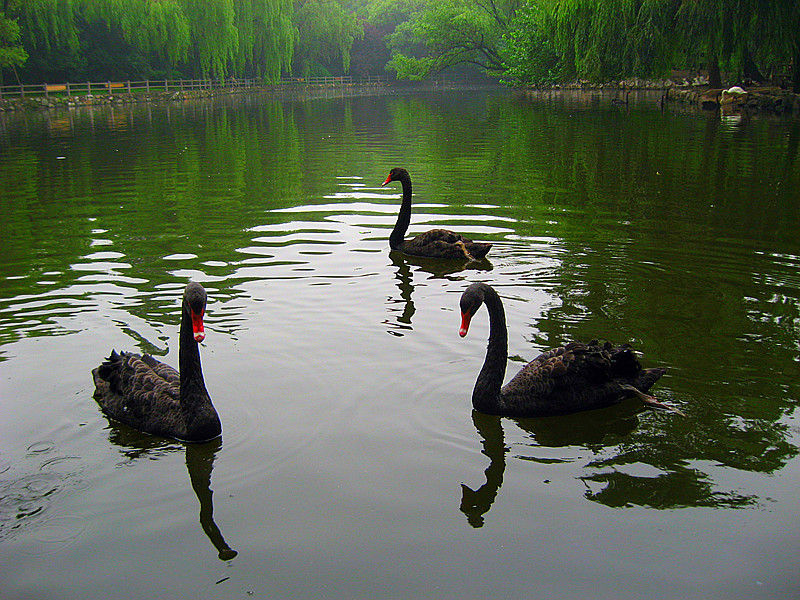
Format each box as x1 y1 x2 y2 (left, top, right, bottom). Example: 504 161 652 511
3 0 296 83
386 0 520 79
2 0 799 92
501 0 800 92
292 0 362 77
0 9 28 76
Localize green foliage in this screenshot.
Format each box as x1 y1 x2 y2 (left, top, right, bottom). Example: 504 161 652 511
85 0 191 75
503 0 679 84
365 0 423 30
502 0 800 90
18 0 80 55
0 12 28 72
234 0 296 81
501 2 560 85
180 0 239 78
14 0 83 81
386 0 519 79
5 0 299 83
292 0 363 76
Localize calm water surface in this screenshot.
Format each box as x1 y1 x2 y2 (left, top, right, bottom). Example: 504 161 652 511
1 88 799 599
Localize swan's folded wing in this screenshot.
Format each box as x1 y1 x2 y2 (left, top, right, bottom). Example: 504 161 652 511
505 344 612 396
412 229 463 245
140 354 180 387
98 352 178 404
118 353 179 400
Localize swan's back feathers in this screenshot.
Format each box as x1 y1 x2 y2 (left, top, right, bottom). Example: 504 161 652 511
503 341 612 397
497 340 665 417
95 350 179 400
402 229 492 260
92 350 184 437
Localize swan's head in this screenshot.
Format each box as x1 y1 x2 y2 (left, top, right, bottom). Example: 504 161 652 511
184 281 208 342
382 167 410 187
459 283 486 337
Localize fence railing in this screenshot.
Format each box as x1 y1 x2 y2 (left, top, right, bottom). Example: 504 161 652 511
0 75 391 99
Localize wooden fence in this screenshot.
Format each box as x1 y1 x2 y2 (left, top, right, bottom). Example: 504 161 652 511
0 75 390 99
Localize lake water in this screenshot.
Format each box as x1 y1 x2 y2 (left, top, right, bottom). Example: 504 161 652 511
1 87 799 599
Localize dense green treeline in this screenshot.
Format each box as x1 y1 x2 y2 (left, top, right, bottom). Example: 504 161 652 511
1 0 798 90
386 0 800 91
502 0 800 91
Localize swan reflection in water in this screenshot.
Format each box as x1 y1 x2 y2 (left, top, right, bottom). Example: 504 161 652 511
107 426 237 560
385 251 492 336
460 406 640 528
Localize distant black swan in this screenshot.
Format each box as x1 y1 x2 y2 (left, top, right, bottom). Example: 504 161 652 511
382 167 492 260
458 282 683 417
92 282 221 442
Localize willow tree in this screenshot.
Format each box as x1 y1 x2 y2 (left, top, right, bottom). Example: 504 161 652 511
764 0 800 92
86 0 191 77
13 0 81 81
234 0 295 81
179 0 239 78
0 9 28 84
292 0 362 76
675 0 734 87
502 0 680 84
386 0 521 79
674 0 790 87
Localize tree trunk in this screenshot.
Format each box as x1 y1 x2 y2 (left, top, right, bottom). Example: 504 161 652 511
742 49 764 83
707 58 722 88
794 46 800 94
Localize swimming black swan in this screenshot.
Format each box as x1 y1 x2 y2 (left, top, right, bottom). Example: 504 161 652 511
92 282 222 442
458 282 683 417
381 167 492 260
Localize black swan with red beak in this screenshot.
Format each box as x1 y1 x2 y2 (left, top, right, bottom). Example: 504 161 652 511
458 282 683 417
382 167 492 260
92 282 221 442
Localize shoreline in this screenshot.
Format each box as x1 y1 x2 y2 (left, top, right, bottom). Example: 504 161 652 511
0 79 505 112
0 83 395 112
515 79 800 116
3 80 799 116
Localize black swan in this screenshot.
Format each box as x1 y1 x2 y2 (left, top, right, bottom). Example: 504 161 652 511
381 167 492 260
92 282 221 442
611 90 631 106
458 282 683 417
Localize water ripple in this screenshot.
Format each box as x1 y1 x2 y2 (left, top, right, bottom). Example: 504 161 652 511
0 442 87 547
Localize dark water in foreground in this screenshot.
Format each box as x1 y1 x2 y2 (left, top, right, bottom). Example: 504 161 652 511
0 88 799 599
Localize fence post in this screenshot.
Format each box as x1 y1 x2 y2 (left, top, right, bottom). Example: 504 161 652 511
44 83 49 98
126 81 130 93
66 82 71 95
164 79 168 92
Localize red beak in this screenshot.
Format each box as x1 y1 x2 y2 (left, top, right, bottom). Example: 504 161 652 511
382 174 392 186
459 312 472 338
191 308 205 342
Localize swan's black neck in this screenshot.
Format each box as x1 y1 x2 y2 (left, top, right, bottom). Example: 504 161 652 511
179 303 217 440
472 284 508 414
390 173 412 250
